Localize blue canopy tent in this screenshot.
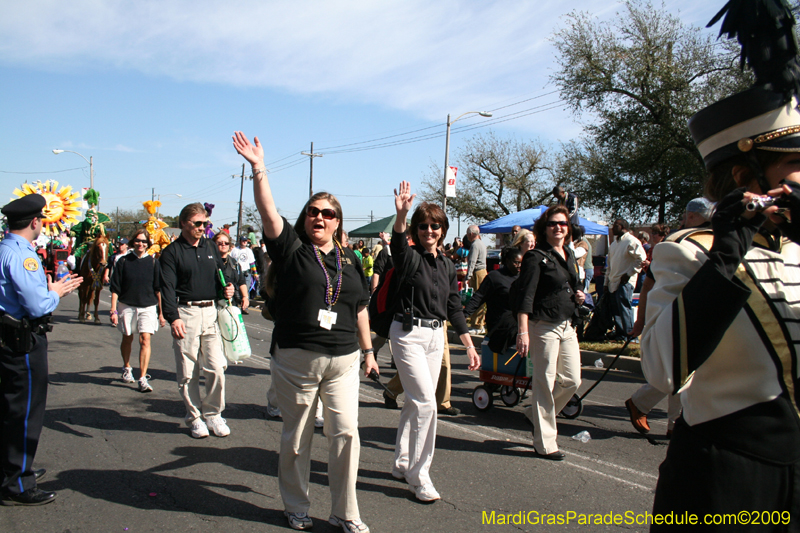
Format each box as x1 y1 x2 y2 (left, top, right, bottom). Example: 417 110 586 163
477 206 608 235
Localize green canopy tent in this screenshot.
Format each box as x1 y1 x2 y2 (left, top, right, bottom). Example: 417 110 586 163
348 215 408 238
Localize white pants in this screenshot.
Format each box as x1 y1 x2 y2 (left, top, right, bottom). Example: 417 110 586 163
389 320 444 486
272 346 361 520
527 319 581 454
172 305 227 423
631 383 682 430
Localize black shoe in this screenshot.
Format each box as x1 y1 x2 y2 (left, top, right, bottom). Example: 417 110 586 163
534 450 565 461
438 406 460 416
241 309 249 315
34 469 46 481
383 392 399 410
1 488 57 506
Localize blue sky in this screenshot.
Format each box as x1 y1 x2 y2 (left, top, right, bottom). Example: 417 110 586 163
1 1 722 234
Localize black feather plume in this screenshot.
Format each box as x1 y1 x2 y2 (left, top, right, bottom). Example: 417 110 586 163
708 0 800 100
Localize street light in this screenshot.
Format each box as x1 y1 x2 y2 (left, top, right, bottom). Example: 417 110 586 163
156 193 182 217
53 149 93 189
442 111 492 211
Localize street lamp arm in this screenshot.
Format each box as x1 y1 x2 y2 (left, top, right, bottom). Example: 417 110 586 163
52 149 91 166
449 110 493 126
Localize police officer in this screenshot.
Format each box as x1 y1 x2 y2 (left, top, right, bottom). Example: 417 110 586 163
0 194 82 506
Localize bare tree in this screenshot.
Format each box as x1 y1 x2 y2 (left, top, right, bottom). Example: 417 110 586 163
420 131 555 222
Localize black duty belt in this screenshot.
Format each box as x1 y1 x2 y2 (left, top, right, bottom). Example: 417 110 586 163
394 314 442 329
179 300 214 308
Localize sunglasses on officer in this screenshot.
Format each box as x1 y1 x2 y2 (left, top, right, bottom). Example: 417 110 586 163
306 206 338 220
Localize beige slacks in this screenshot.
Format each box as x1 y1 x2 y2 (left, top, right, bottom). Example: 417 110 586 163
527 319 581 455
172 305 227 423
272 346 361 520
468 269 488 329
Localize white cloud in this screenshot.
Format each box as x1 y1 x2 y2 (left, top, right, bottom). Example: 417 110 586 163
0 0 723 132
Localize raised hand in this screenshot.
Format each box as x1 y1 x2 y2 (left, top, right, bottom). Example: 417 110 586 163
394 181 416 214
232 131 264 167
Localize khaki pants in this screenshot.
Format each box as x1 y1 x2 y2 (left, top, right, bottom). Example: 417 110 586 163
468 269 487 329
526 319 581 455
172 305 227 423
385 333 452 409
632 383 682 430
272 346 361 520
389 321 444 486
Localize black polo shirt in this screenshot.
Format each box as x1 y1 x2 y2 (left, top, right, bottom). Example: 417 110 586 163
391 229 469 336
265 218 369 356
159 234 229 324
515 241 580 323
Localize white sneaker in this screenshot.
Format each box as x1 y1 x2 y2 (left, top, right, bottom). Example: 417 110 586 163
329 515 370 533
266 403 282 418
138 375 153 393
121 366 135 383
314 416 324 428
410 482 440 502
284 511 313 530
205 415 230 437
391 468 406 482
190 418 209 439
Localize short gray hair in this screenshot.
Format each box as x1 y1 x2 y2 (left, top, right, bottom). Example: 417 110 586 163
467 225 480 236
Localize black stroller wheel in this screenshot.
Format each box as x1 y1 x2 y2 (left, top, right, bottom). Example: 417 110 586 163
559 394 583 419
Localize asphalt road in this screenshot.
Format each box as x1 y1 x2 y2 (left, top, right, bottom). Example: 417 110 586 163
2 293 673 532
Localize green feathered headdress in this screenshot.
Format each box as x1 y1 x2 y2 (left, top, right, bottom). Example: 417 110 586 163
83 188 100 207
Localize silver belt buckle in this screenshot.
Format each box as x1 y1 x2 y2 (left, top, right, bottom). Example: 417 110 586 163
430 319 441 329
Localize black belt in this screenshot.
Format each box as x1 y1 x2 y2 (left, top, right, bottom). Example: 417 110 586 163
179 300 214 308
394 314 442 329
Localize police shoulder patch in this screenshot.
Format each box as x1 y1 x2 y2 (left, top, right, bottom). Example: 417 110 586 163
23 257 40 272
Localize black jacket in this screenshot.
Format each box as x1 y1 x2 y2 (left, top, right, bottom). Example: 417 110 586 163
514 241 580 323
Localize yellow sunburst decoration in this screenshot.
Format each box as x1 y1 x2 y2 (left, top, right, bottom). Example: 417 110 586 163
12 180 82 236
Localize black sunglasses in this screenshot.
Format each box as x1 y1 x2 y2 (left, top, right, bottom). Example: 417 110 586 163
306 206 338 220
418 223 442 231
191 220 211 228
546 220 569 227
216 241 230 246
131 239 148 244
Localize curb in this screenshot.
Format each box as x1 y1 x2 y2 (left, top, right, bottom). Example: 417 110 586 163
446 329 643 376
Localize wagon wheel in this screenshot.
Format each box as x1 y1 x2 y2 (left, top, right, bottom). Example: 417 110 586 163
500 386 521 407
472 386 493 411
558 394 583 419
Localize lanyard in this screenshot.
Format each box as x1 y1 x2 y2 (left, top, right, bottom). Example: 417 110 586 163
312 243 343 310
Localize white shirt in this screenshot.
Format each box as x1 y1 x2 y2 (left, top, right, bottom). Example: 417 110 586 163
606 232 646 293
230 246 255 273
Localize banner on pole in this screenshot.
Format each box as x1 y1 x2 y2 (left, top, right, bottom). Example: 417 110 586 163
445 166 458 197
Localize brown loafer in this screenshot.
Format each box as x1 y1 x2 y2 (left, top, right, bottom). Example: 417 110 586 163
624 398 650 434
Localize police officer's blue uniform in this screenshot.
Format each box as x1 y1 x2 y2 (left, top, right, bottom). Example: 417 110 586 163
0 194 59 505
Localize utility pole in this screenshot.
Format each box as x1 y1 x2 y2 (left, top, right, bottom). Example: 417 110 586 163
236 164 245 241
152 188 155 202
301 142 323 198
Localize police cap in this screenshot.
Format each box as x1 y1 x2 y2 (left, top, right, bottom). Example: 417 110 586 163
1 194 46 222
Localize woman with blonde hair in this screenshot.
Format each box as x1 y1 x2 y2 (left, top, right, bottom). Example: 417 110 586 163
512 228 535 253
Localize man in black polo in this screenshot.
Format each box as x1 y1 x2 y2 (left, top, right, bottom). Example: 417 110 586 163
160 203 234 439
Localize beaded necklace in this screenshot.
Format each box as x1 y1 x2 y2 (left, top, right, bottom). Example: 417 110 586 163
312 241 343 310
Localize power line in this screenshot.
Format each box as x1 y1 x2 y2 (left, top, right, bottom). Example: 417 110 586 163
0 167 87 175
